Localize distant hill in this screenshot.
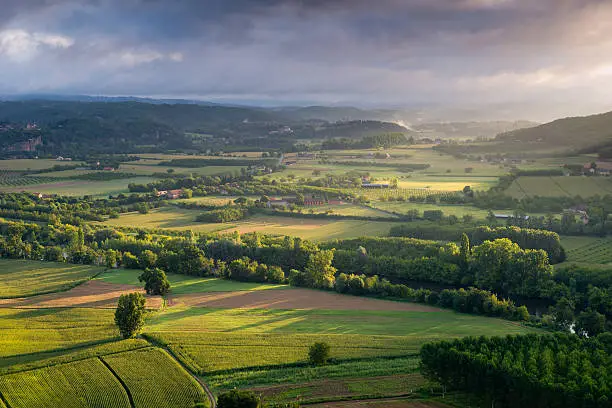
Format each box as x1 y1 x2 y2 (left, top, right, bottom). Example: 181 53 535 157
413 121 538 140
496 110 612 154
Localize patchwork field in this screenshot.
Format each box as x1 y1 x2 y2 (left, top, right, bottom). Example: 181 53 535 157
105 208 398 240
0 260 105 298
144 305 537 396
0 280 162 309
0 257 540 407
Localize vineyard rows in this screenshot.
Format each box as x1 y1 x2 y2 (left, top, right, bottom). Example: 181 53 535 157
567 238 612 264
0 172 59 187
346 187 460 201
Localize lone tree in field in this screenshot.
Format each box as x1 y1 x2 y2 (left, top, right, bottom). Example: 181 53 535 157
217 390 261 408
138 268 171 296
308 342 331 365
114 293 146 339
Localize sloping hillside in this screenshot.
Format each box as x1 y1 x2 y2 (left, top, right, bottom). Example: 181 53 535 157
496 110 612 153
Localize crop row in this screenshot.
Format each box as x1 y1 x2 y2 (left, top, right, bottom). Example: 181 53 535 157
0 347 207 408
346 187 459 201
0 175 59 186
567 239 612 264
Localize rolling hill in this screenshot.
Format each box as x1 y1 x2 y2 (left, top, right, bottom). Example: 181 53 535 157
496 109 612 155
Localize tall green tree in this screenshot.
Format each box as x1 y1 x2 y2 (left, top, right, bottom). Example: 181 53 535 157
304 249 336 289
114 293 146 339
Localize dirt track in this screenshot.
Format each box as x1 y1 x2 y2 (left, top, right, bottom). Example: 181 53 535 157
0 280 162 309
170 288 441 312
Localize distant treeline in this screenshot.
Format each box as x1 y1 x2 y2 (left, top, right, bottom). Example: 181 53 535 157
390 225 565 264
158 158 277 168
321 133 413 150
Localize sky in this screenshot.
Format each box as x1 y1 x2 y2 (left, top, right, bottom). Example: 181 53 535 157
1 0 612 120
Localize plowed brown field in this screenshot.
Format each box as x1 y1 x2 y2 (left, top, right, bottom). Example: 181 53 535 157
170 288 440 312
0 280 162 309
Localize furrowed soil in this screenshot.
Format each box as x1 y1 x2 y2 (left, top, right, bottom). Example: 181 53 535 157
169 288 441 312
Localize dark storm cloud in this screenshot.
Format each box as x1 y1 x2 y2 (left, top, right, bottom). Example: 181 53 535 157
1 0 611 118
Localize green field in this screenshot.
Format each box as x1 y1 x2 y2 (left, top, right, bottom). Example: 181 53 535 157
506 176 612 198
0 357 131 408
104 208 397 240
0 260 104 298
0 308 121 369
0 348 207 408
97 269 287 293
144 306 537 394
103 348 207 408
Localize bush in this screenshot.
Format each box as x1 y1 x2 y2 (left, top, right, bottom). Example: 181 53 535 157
308 342 331 365
217 390 260 408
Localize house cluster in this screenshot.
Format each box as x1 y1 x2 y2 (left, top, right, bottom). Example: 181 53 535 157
156 189 183 199
566 205 590 225
583 162 612 176
5 135 42 153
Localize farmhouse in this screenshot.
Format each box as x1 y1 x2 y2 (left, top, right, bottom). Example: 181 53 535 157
156 189 183 199
583 162 612 176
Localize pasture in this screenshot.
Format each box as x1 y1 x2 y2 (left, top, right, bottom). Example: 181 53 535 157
0 260 104 298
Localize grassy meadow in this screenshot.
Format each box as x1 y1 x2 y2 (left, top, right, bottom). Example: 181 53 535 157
0 260 105 298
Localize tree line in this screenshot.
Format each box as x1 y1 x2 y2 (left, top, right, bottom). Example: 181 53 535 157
420 333 612 408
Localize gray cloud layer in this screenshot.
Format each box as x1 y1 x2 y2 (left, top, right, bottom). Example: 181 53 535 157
1 0 611 119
